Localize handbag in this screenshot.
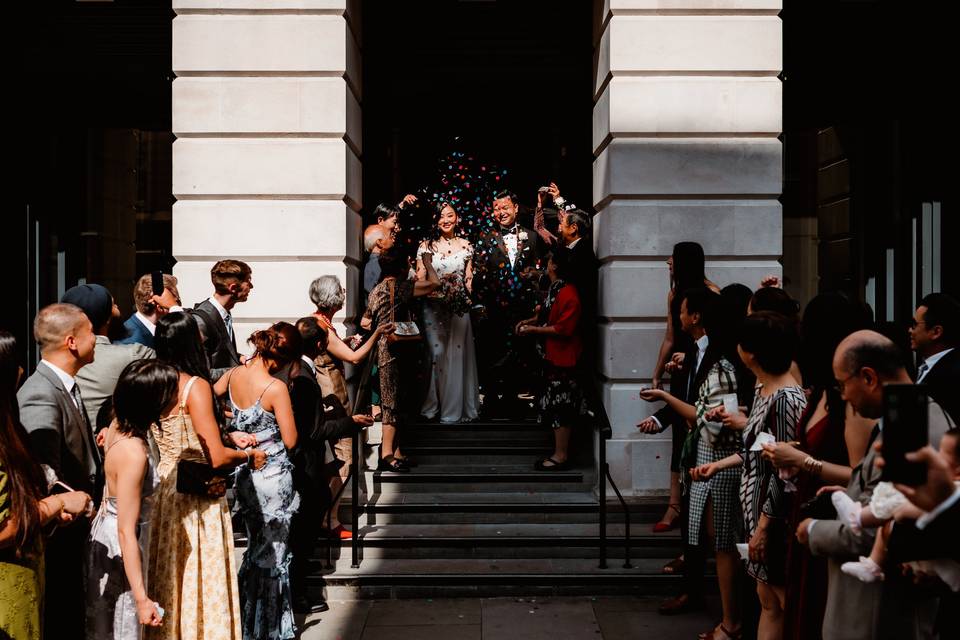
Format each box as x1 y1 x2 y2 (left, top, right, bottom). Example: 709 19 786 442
385 279 422 344
174 376 228 498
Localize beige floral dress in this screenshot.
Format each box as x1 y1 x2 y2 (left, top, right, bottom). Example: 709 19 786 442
146 377 241 640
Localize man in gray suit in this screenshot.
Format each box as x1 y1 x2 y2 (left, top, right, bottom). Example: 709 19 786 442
62 283 155 428
18 302 103 638
796 330 945 640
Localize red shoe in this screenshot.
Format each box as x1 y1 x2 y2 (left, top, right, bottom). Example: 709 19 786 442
331 524 353 540
652 503 681 533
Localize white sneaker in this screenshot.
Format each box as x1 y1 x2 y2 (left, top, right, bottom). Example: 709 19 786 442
841 556 884 583
831 491 863 533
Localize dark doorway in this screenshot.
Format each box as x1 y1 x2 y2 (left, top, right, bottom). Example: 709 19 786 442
361 0 594 225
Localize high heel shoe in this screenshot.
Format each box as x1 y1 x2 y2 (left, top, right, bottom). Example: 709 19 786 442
652 503 681 533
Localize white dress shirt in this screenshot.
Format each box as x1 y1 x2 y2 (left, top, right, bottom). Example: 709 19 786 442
135 311 157 335
41 359 79 407
502 227 520 266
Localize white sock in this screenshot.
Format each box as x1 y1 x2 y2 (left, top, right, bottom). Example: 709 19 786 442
841 556 884 583
831 491 863 533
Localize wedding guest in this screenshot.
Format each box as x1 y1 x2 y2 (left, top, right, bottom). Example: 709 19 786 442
215 323 301 640
363 220 397 301
281 317 372 614
1 330 93 640
62 283 155 427
518 250 586 470
416 202 480 424
909 292 960 422
190 259 253 380
85 360 178 639
796 331 949 640
759 292 873 640
473 190 542 419
149 312 265 640
118 273 180 349
533 182 573 245
737 311 806 640
18 303 102 637
649 242 719 537
368 247 439 471
640 288 742 636
308 275 392 538
557 207 598 378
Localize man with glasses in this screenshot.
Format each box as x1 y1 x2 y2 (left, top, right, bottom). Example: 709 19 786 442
795 330 951 640
909 293 960 423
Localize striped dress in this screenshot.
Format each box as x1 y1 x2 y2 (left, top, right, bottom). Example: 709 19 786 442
739 384 807 584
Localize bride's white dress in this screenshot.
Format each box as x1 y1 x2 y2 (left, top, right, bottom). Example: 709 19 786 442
418 243 480 423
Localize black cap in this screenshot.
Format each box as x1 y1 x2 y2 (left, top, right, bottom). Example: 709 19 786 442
62 284 113 330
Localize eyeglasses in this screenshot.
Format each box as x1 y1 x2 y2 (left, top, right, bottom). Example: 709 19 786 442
833 368 862 393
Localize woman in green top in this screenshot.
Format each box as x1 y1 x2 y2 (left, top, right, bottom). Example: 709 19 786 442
0 331 92 639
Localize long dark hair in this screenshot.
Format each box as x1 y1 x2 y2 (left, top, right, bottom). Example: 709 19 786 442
155 312 212 381
249 322 303 375
0 331 46 558
425 202 461 251
671 242 707 293
113 360 180 440
798 292 871 429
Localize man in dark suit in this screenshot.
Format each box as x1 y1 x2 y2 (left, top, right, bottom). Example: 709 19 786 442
637 288 721 615
278 317 372 614
18 302 102 638
909 292 960 423
473 190 542 418
117 271 180 349
190 259 253 380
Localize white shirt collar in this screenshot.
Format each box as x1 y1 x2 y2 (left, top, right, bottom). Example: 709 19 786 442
207 296 230 321
301 355 316 374
134 311 156 335
694 334 710 369
41 359 76 394
567 237 582 249
918 348 954 382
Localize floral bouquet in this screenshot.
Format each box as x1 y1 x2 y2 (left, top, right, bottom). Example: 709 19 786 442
428 272 473 316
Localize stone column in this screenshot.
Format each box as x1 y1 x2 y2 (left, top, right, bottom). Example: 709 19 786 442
171 1 362 347
592 1 783 495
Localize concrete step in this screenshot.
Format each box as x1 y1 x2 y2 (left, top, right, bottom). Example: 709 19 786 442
299 557 709 599
363 464 593 494
400 444 553 465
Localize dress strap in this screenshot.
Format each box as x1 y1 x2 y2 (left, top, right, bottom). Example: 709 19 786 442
257 379 278 404
180 375 200 412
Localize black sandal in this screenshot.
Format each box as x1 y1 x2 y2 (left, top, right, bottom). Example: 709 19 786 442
534 457 571 471
377 455 410 473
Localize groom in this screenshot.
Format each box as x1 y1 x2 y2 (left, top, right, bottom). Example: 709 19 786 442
474 190 542 418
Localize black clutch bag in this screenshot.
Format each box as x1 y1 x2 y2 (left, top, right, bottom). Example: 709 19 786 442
799 491 838 521
176 459 227 498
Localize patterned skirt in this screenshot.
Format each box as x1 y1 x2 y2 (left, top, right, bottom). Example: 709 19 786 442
688 435 743 552
539 363 589 430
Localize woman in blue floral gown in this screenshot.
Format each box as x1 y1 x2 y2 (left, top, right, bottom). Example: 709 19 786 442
214 323 302 640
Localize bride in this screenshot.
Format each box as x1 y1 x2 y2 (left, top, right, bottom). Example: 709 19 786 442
416 202 480 423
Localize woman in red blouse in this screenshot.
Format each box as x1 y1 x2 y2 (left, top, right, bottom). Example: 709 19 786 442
517 249 586 471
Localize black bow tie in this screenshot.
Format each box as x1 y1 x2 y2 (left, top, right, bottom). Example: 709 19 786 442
501 225 518 235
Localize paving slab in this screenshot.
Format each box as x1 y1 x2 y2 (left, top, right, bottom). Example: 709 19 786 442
481 597 602 640
361 625 481 640
365 598 482 626
297 600 371 640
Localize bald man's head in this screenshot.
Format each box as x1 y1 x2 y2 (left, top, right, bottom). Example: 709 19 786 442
833 329 910 419
364 224 394 254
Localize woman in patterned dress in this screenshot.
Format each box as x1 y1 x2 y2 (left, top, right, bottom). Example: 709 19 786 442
735 311 806 640
149 313 266 640
367 247 440 472
86 360 178 639
214 323 302 640
640 288 744 640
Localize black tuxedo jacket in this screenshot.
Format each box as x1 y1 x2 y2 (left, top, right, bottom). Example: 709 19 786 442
474 224 542 312
920 348 960 424
191 299 240 378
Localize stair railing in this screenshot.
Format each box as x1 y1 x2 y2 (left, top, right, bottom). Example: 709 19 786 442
588 381 633 570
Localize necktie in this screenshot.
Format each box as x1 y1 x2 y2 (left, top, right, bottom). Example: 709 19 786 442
916 362 929 382
224 312 235 341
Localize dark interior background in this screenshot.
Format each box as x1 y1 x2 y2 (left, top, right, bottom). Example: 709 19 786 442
360 0 595 228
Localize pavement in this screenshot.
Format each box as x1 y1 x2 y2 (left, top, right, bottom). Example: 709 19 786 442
297 596 719 640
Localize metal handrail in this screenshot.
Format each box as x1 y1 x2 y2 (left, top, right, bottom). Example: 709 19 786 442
589 380 632 570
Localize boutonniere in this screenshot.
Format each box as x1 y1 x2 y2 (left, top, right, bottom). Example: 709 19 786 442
518 230 529 242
